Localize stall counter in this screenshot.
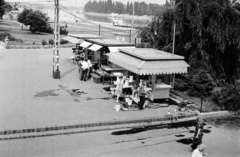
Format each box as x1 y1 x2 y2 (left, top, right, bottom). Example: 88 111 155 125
147 83 172 101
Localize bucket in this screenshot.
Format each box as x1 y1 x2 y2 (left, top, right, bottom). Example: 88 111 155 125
129 76 133 82
110 88 115 95
128 100 133 106
115 105 121 111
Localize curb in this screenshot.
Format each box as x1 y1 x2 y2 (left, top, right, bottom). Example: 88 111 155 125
200 111 233 120
0 111 234 141
0 113 197 141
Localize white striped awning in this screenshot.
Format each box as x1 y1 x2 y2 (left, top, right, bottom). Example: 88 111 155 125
108 46 135 53
106 52 189 75
80 41 92 48
61 36 83 44
88 44 102 51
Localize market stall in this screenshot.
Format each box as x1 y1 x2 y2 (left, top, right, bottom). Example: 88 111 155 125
106 48 189 101
85 38 135 65
62 34 102 62
84 38 136 83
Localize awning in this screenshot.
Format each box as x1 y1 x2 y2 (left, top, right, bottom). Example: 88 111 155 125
88 44 102 51
61 36 83 44
106 52 189 75
108 46 135 53
80 41 92 48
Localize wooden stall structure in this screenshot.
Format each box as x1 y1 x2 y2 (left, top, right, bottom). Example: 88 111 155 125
62 34 103 61
106 48 190 101
84 38 135 83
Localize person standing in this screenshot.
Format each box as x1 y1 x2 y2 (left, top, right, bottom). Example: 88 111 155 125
138 80 146 110
115 76 124 102
77 60 83 80
81 59 89 81
87 59 92 79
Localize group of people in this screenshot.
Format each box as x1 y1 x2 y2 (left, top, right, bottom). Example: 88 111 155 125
70 49 94 81
111 76 150 110
76 58 92 81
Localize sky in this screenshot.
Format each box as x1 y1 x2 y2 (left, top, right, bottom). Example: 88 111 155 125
6 0 166 7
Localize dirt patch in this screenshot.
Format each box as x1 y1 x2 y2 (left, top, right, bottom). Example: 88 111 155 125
34 90 59 97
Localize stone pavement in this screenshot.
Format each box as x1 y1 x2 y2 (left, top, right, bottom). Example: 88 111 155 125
0 48 197 140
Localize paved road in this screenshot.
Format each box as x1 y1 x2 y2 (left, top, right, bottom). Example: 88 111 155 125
0 123 239 157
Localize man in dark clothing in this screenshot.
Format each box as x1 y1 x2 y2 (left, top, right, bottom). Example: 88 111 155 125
138 81 146 110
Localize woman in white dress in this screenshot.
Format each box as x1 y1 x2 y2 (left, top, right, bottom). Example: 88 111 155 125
115 76 124 102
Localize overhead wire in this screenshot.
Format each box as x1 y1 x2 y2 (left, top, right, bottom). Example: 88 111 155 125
58 3 91 24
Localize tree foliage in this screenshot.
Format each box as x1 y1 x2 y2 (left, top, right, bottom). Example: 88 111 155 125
17 8 33 24
212 83 240 112
17 9 52 33
0 0 6 18
84 0 172 16
139 0 240 83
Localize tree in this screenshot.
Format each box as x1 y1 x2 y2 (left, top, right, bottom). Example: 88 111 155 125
0 0 6 18
139 0 240 83
17 8 33 29
18 9 52 33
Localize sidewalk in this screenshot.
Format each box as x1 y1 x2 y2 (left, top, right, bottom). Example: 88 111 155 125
0 48 197 139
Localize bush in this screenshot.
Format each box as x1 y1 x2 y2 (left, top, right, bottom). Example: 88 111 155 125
60 27 68 35
43 26 53 34
42 39 47 45
49 39 54 45
0 32 21 42
60 39 68 45
212 84 240 112
174 79 189 91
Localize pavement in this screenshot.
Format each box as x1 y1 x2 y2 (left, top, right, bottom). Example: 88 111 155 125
0 48 198 138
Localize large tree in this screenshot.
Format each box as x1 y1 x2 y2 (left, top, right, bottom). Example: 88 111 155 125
139 0 240 83
0 0 6 18
17 9 52 33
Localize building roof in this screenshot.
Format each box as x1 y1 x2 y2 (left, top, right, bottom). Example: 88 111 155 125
119 48 184 60
106 48 189 75
85 38 135 46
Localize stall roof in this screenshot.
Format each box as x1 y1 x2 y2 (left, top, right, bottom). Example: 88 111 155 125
61 36 83 44
108 46 135 53
85 38 135 47
106 50 189 75
68 33 102 39
80 41 92 48
119 48 184 60
88 44 103 51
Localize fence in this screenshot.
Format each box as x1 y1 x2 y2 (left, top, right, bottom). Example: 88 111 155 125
67 22 138 43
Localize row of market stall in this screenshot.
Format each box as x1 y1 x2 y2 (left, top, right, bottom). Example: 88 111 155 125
62 33 190 102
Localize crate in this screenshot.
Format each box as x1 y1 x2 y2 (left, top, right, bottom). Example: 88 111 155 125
90 73 101 84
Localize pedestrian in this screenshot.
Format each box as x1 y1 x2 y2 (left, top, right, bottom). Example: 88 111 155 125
137 80 146 110
115 75 124 102
81 59 89 81
87 59 92 79
77 60 83 80
192 144 207 157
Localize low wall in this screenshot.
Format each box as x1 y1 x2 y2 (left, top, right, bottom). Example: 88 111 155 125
7 44 75 49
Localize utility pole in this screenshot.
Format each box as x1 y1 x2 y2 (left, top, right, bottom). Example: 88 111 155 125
53 0 60 79
171 23 176 87
131 0 135 28
75 0 77 25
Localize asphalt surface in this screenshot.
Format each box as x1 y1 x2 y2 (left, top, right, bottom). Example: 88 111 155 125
0 48 194 131
0 123 239 157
